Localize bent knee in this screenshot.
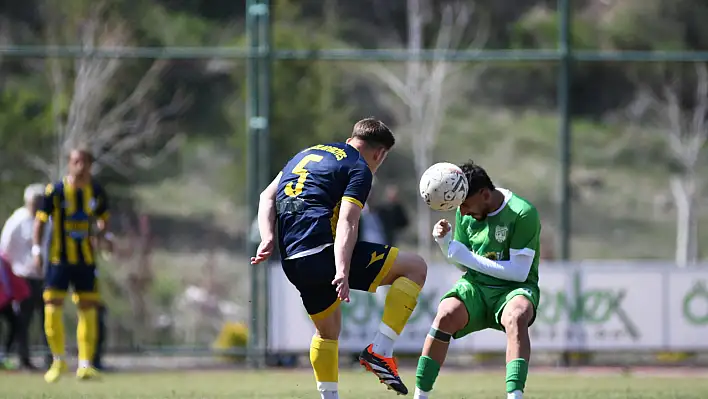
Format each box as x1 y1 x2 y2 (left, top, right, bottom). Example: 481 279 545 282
434 298 468 333
312 307 342 341
314 327 340 341
501 305 533 333
398 252 427 287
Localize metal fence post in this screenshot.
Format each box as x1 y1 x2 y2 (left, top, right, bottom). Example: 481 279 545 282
246 0 264 368
257 0 273 368
557 0 572 263
557 0 574 367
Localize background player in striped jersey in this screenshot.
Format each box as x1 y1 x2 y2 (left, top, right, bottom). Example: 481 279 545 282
34 148 112 383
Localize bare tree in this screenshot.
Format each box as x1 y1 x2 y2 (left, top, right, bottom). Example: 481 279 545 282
366 0 487 258
27 4 190 179
629 63 708 267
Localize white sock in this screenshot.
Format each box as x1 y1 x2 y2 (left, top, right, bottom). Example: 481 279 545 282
372 323 397 358
507 390 523 399
318 382 339 399
414 387 430 399
78 359 91 368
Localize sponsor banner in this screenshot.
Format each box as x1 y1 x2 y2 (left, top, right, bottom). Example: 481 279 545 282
267 262 708 352
668 272 708 350
268 264 469 352
473 269 572 351
573 270 664 350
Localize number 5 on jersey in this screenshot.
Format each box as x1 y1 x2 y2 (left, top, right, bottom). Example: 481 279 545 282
284 154 324 197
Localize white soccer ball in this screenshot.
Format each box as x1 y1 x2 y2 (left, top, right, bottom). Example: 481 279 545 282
419 162 469 212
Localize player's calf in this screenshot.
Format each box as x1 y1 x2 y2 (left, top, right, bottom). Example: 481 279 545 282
75 299 100 372
374 251 427 355
360 252 427 395
380 251 427 288
414 297 468 399
500 295 535 399
310 306 343 399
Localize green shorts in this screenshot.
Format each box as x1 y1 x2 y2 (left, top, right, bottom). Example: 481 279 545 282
441 276 540 339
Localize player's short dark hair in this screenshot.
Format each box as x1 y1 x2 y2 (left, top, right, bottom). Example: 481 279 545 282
351 118 395 150
459 160 495 197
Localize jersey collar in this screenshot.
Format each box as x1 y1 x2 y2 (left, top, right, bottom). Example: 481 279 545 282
63 176 91 188
487 188 512 217
346 142 374 171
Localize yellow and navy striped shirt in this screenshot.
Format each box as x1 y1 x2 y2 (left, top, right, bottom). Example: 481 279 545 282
36 178 109 266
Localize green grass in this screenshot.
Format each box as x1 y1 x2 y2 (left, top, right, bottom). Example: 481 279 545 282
1 370 707 398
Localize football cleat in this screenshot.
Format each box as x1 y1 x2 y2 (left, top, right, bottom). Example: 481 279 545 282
76 366 101 381
44 360 68 383
359 344 408 395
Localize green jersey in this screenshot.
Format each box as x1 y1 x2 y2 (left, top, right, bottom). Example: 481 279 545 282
454 188 541 288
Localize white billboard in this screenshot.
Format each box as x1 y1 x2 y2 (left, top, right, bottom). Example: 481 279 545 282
267 262 708 352
668 272 708 350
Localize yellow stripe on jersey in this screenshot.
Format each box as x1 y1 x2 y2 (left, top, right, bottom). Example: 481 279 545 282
342 196 363 209
330 201 341 238
50 194 61 264
81 184 95 264
62 183 79 264
36 211 49 222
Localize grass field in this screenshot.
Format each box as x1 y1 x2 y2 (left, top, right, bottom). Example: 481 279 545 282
1 369 707 398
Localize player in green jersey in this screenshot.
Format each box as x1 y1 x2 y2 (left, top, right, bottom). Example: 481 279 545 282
414 161 541 399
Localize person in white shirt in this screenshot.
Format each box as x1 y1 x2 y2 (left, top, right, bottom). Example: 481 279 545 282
0 183 48 370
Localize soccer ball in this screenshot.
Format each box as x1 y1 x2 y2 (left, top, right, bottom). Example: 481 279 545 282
419 162 469 211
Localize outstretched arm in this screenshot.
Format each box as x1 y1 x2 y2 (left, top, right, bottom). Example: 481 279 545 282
436 232 533 282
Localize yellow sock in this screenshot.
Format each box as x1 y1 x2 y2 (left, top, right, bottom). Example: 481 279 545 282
77 308 97 364
44 304 66 358
310 336 338 393
382 277 421 335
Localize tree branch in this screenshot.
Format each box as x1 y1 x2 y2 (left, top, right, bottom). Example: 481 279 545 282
23 154 55 179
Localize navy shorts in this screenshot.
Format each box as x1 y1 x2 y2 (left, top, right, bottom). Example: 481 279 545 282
44 264 99 301
281 241 398 320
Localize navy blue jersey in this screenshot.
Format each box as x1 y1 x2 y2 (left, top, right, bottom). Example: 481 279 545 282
276 142 373 258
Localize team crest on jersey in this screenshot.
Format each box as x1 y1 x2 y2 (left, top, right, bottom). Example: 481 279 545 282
494 225 508 243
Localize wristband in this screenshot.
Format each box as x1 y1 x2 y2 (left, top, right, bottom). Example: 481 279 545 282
31 245 41 256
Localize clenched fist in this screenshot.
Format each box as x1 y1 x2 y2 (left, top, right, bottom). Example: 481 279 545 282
432 219 452 239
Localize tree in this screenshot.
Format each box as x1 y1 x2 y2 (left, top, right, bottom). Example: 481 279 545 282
629 63 708 267
225 0 356 198
365 0 487 258
26 1 191 180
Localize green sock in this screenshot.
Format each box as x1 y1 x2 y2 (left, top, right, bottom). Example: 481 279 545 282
506 358 529 393
416 356 441 393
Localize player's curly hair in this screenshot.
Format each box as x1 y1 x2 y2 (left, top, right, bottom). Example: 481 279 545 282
351 118 395 150
459 160 495 198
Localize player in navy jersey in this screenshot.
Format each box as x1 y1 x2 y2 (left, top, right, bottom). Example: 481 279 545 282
252 118 428 397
